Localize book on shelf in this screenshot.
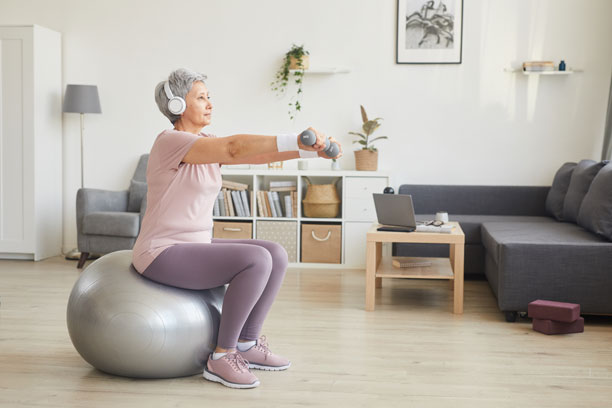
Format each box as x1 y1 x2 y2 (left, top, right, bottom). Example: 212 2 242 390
272 191 283 217
267 191 277 217
225 189 234 216
269 180 296 188
392 257 433 269
256 191 266 217
284 195 293 218
264 192 272 217
522 61 555 71
222 179 249 191
231 190 244 216
213 193 220 216
240 190 251 217
270 186 297 192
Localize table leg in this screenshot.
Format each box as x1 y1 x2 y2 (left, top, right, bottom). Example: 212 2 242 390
375 242 382 288
365 241 378 311
451 243 464 314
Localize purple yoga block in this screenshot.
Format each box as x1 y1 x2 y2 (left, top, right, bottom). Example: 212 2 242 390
527 299 580 323
533 317 584 335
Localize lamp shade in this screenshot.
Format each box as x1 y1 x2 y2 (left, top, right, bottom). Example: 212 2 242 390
63 84 102 114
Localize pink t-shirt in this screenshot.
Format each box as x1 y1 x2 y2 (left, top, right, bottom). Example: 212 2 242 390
132 129 222 273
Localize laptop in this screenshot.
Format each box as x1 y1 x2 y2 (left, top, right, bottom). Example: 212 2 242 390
372 193 417 232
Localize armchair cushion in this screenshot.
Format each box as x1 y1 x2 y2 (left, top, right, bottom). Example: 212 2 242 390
128 180 147 212
545 162 576 221
577 163 612 241
82 212 140 238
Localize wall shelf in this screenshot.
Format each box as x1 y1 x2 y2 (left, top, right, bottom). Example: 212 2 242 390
504 68 583 75
289 67 350 75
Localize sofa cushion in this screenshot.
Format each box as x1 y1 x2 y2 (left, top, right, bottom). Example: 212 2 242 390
577 163 612 241
545 162 576 221
416 214 555 244
481 221 609 265
562 159 608 223
83 211 140 238
128 179 147 212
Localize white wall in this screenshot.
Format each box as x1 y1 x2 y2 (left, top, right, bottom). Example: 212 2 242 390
1 0 611 252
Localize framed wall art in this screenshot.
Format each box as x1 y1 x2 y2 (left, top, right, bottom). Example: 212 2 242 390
396 0 464 64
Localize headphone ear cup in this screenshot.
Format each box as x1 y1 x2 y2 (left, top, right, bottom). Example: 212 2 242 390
168 96 186 115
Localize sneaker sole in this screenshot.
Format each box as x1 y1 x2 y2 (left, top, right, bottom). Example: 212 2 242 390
203 367 260 389
249 362 291 371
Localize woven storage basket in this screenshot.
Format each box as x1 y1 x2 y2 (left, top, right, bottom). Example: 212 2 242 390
302 177 340 218
354 150 378 171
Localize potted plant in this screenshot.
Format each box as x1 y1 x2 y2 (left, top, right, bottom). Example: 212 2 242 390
349 105 388 171
271 44 310 120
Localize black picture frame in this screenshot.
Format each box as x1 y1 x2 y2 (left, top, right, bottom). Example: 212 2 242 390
396 0 464 64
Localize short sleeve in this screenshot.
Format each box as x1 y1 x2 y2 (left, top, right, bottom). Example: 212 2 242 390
155 130 200 171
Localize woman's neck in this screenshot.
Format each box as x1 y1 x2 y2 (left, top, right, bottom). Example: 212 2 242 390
174 119 202 135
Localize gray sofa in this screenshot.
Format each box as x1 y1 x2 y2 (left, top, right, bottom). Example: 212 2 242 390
76 155 149 268
396 161 612 321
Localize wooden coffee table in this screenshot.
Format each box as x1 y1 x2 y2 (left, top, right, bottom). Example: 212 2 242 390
365 222 465 313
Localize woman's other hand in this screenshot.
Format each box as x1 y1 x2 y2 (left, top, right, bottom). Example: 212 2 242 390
319 137 343 160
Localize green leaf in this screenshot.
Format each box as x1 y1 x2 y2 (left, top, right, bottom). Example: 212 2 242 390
360 105 368 123
348 131 366 139
368 136 388 143
362 120 381 136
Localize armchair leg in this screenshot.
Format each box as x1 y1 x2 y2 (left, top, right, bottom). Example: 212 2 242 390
77 252 89 269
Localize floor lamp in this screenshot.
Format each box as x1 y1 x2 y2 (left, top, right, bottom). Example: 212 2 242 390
63 84 102 260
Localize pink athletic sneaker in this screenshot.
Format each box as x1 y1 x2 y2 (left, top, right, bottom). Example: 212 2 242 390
203 352 260 389
238 335 291 371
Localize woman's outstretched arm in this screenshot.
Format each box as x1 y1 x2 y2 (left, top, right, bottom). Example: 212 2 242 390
183 130 327 165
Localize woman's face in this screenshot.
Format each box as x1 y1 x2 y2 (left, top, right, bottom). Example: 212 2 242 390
181 81 212 127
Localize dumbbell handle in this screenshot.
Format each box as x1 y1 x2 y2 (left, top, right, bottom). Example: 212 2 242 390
299 129 339 158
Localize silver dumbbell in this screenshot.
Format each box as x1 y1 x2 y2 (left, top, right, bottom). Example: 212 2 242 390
299 129 340 158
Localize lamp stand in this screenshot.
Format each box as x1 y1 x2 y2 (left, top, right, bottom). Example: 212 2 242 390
66 113 87 261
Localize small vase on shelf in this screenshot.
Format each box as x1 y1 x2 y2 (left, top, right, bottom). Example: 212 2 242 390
559 60 566 71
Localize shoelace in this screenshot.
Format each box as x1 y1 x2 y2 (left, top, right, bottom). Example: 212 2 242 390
254 335 272 357
224 352 250 372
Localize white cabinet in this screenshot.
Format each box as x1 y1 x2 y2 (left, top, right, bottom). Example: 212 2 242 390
342 176 388 267
0 25 62 260
216 169 388 268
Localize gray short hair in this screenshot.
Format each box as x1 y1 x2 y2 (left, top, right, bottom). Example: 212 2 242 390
154 68 207 124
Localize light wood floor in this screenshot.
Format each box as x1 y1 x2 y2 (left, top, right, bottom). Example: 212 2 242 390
1 257 611 408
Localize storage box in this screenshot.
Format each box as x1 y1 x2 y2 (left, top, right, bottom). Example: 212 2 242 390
256 221 297 262
213 221 252 240
301 224 341 263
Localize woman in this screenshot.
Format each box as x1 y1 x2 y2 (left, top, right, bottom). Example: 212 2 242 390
132 68 342 389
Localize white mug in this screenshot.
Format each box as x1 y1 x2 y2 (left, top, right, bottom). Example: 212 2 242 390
435 211 449 223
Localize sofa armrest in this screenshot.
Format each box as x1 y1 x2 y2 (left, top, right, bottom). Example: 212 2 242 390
398 184 550 216
77 189 129 232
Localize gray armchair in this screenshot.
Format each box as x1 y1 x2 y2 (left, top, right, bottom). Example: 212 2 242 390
76 154 149 268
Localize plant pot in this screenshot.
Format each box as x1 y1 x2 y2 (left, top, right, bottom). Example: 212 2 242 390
289 55 310 70
354 150 378 171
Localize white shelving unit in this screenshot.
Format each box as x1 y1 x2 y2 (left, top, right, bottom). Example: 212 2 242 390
215 168 388 268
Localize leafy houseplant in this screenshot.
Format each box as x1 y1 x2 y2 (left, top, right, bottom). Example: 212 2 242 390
271 44 310 120
349 105 388 171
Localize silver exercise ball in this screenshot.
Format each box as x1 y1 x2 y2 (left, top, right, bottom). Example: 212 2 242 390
66 250 225 379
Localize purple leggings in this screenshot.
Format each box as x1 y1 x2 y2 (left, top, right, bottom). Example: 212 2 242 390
142 238 288 349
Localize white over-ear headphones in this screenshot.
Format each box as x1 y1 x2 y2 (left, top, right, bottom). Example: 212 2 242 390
164 81 186 115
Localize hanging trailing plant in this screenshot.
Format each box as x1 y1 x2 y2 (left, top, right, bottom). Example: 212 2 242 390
271 44 310 120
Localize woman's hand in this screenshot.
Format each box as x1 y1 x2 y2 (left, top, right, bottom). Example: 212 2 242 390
319 137 343 160
297 127 327 152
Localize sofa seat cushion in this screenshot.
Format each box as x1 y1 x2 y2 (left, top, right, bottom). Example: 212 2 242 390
83 211 140 238
481 221 610 265
416 214 555 245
